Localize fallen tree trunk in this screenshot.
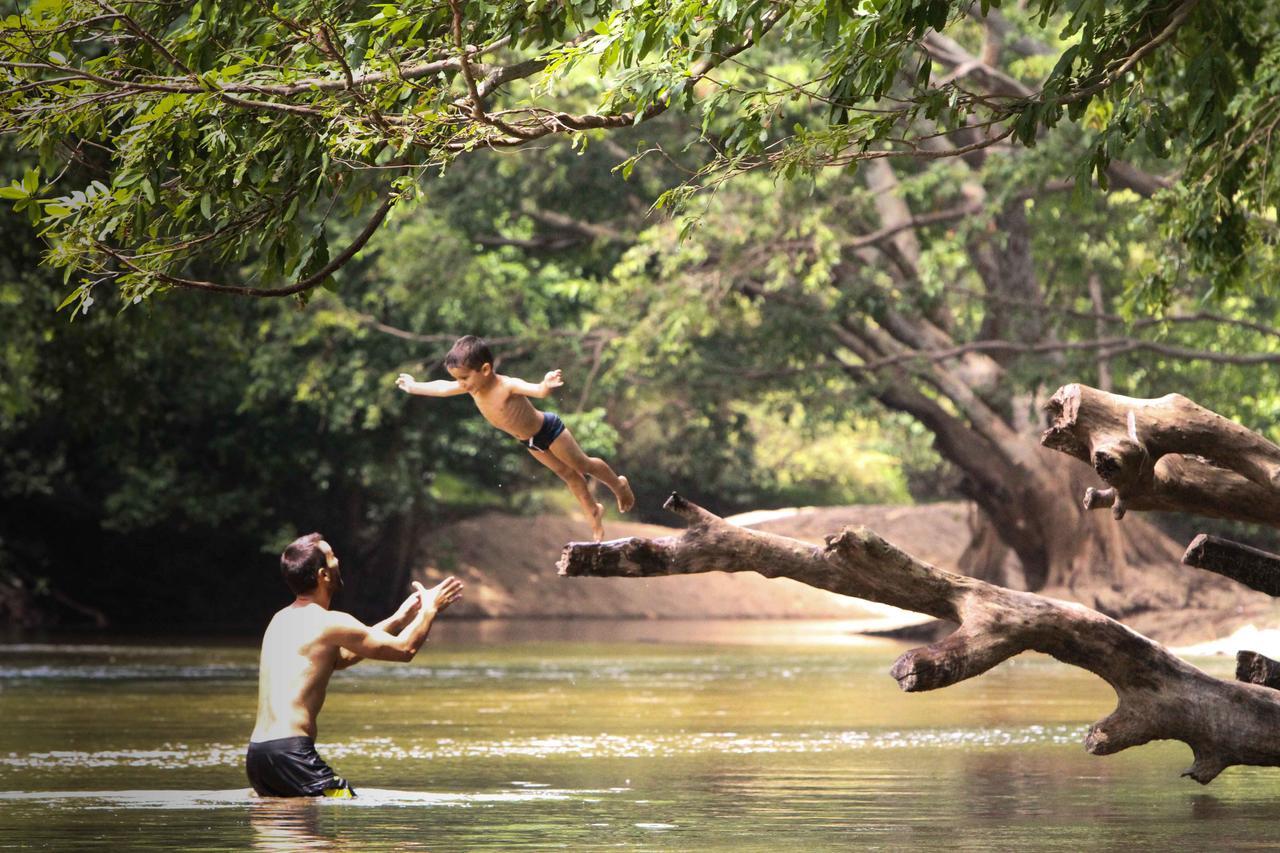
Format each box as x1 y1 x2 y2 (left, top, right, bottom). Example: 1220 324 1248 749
1182 535 1280 597
1040 384 1280 526
558 494 1280 784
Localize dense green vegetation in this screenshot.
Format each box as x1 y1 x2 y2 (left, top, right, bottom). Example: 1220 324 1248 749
4 2 1280 627
0 136 934 629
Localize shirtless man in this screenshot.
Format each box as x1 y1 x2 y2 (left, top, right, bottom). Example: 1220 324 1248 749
396 335 635 541
246 532 463 797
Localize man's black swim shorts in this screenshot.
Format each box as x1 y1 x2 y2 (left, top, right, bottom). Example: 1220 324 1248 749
246 736 355 798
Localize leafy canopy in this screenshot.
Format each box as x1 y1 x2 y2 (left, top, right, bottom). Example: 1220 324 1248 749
0 0 1274 308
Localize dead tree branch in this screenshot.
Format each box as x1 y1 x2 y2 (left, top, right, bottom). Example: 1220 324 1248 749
558 494 1280 784
1182 535 1280 597
1238 651 1280 690
1041 384 1280 526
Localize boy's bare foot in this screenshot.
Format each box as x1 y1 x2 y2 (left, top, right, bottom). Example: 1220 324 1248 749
614 476 635 513
590 502 605 541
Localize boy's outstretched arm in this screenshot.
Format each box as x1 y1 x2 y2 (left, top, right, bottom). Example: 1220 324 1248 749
396 373 466 397
508 369 564 399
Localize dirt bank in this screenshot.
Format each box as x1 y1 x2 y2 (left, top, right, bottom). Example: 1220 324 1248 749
413 501 1280 646
413 503 973 623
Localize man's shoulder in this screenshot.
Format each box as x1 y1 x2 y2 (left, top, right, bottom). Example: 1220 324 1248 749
323 607 358 623
316 608 366 637
266 604 356 641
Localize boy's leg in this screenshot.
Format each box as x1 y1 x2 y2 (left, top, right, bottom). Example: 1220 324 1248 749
547 428 635 513
528 447 605 541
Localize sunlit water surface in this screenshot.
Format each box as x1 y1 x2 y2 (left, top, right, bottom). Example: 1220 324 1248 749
0 619 1275 850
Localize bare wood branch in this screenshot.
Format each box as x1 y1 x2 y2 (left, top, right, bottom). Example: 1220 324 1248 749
1087 273 1113 391
1183 534 1280 596
472 233 585 251
1078 454 1279 527
447 0 536 140
842 200 981 249
558 494 1280 784
524 207 629 243
1237 651 1280 690
1042 384 1280 525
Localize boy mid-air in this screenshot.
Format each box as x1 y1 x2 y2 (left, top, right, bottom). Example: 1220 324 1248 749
396 335 634 541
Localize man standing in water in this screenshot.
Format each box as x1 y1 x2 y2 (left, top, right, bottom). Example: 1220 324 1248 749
247 532 464 797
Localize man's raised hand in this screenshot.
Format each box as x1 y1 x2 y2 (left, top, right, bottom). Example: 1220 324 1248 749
543 369 564 390
414 577 464 613
395 373 416 392
394 588 423 622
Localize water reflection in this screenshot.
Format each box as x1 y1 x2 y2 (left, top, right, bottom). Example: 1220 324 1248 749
249 798 334 851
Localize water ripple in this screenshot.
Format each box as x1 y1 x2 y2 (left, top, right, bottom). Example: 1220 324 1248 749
0 786 616 809
0 664 254 680
0 725 1089 771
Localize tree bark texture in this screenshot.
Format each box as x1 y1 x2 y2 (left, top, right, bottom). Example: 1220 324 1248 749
1237 651 1280 690
1041 384 1280 526
1182 535 1280 597
559 495 1280 784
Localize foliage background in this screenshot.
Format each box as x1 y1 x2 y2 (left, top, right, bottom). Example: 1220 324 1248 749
5 1 1280 629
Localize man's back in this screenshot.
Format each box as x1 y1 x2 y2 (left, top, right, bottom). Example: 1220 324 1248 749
251 603 338 743
245 533 462 797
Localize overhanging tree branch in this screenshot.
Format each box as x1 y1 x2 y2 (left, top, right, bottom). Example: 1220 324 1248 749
99 193 396 298
844 337 1280 373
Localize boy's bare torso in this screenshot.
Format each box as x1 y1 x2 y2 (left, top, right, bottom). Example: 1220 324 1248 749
251 604 340 742
471 376 545 440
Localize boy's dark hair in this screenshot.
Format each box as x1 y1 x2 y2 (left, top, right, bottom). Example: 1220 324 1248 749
444 335 493 371
281 532 326 595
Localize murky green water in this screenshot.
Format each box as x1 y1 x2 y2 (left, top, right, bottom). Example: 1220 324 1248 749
0 620 1276 850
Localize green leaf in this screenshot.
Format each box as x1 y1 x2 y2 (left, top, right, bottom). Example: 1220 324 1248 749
57 286 84 311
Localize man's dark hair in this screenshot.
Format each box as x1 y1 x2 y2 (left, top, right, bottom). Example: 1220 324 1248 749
444 335 493 371
281 532 326 595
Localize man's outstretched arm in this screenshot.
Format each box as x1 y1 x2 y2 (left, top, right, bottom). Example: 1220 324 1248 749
327 577 464 664
334 588 424 669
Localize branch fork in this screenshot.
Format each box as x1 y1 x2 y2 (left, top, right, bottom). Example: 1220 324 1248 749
560 494 1280 783
1042 384 1280 527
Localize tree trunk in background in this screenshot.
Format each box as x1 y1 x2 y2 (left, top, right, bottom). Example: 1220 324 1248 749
825 309 1198 607
817 151 1215 616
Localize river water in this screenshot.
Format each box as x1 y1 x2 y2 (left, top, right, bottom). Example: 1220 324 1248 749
1 620 1277 850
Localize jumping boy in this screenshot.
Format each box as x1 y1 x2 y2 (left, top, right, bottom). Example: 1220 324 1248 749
396 335 635 541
